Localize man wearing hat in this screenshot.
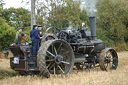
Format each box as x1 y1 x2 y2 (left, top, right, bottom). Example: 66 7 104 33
14 27 25 45
37 25 42 48
30 24 41 56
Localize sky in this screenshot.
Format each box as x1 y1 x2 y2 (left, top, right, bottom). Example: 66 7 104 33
4 0 30 9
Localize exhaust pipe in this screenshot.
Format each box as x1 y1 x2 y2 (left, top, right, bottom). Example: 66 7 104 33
89 17 96 40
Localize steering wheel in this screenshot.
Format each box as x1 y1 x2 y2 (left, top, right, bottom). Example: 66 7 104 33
45 27 60 34
58 31 69 41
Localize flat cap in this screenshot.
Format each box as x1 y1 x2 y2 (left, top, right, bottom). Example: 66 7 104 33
33 24 37 29
18 27 23 30
33 24 37 27
38 25 42 27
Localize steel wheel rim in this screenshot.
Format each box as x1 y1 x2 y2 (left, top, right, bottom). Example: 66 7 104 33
103 49 118 70
45 41 73 75
105 50 118 70
99 48 118 71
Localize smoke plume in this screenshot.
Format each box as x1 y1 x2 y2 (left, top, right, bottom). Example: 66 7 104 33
80 0 98 17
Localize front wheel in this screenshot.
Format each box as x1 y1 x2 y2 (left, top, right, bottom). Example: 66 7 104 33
99 48 118 71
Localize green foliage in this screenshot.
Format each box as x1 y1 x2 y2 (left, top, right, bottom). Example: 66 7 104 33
0 7 31 47
47 0 89 29
0 0 128 51
96 0 128 49
0 18 16 51
0 0 5 9
1 7 31 29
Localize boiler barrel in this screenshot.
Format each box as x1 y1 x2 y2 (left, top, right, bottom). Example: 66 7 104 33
77 45 94 54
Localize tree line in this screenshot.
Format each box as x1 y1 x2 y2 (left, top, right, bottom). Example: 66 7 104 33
0 0 128 51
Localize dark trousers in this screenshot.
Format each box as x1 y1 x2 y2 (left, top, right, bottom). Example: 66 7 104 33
32 39 38 56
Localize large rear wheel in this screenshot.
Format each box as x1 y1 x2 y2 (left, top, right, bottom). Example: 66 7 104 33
37 40 74 77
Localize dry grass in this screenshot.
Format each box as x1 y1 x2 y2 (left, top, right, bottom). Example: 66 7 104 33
0 51 128 85
0 51 13 59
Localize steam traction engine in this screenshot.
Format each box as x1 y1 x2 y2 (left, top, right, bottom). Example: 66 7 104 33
10 17 118 77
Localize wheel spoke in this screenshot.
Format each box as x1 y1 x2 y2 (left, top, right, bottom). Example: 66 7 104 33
107 52 111 57
54 65 56 75
60 64 64 70
46 59 54 62
61 51 69 56
57 43 62 53
56 65 58 74
111 57 118 62
58 65 65 73
112 57 117 60
105 64 108 69
46 54 52 58
105 63 108 68
112 64 115 67
49 63 55 71
110 61 113 62
54 47 58 55
61 61 70 65
52 44 54 54
47 51 55 57
109 55 112 58
58 47 63 55
106 62 111 69
47 62 52 69
63 55 67 60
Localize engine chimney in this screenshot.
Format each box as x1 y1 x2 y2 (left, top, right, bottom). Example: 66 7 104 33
89 17 96 40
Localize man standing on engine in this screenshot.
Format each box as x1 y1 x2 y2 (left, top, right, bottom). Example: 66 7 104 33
14 27 25 45
37 25 42 35
37 25 42 48
81 22 87 31
30 24 42 56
